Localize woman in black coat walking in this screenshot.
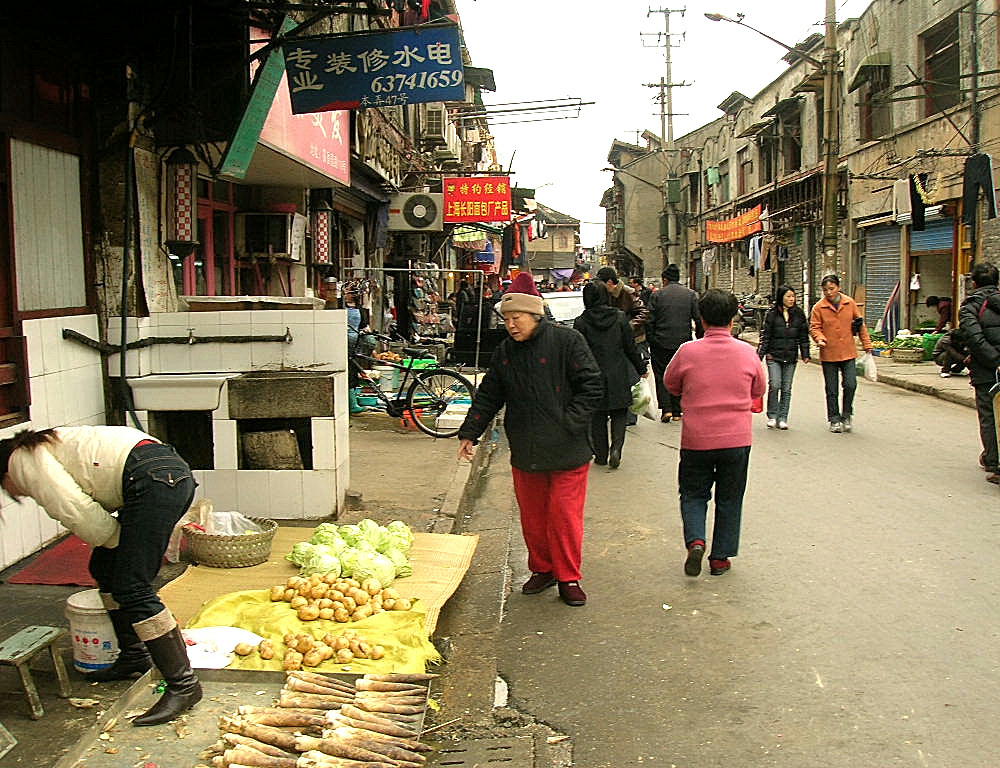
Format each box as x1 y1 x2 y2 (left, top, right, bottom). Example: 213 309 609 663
573 280 647 468
757 285 811 429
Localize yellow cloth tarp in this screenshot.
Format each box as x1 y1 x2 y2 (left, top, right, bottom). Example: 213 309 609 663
187 589 439 674
157 528 478 673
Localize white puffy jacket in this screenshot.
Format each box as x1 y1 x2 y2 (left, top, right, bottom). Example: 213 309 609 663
8 426 155 548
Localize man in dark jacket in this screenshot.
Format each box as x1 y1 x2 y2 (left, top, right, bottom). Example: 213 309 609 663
458 273 603 606
596 267 649 339
959 261 1000 484
646 264 703 422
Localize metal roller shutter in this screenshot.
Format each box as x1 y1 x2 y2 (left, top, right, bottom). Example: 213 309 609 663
863 224 900 327
910 218 954 253
693 257 704 293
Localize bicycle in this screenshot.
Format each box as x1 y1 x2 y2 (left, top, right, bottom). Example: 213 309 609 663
350 332 475 439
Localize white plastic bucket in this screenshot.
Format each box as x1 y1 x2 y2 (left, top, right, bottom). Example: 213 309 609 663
65 589 118 673
372 365 399 394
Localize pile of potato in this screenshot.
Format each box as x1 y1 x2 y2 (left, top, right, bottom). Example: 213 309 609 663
373 351 403 363
233 629 385 670
269 573 412 623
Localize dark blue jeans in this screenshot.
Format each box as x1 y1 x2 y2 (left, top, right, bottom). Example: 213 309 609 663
678 446 750 560
89 443 196 627
821 359 857 422
765 360 797 421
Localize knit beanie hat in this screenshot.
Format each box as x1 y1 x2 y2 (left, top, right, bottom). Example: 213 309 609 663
664 263 681 282
499 273 545 316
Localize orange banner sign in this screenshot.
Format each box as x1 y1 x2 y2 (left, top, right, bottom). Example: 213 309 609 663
705 205 763 243
444 176 512 223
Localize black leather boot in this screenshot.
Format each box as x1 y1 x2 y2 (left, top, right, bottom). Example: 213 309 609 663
132 626 202 726
85 610 152 682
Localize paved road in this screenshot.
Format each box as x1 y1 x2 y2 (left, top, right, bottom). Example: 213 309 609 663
498 364 999 768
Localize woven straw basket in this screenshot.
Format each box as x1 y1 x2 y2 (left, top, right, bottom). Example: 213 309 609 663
890 347 924 363
182 518 278 568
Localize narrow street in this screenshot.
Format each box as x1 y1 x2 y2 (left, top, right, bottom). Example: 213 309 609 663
498 366 999 767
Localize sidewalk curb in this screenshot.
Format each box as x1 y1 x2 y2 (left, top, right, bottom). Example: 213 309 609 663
874 373 977 409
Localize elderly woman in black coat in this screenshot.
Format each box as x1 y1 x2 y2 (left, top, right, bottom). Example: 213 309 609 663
573 280 647 469
457 274 603 607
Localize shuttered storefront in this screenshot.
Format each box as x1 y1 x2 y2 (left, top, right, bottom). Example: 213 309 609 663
910 218 954 253
692 256 704 293
863 224 900 328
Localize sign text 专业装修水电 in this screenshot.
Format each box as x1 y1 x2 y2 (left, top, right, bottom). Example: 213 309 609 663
281 25 465 114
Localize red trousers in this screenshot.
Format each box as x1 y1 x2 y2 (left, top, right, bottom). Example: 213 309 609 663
511 463 589 582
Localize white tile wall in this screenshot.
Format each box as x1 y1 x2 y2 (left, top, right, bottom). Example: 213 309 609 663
302 470 336 518
236 471 271 517
268 471 303 518
213 420 238 470
312 418 336 470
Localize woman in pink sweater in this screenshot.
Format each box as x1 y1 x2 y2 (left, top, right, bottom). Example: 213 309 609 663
665 289 767 577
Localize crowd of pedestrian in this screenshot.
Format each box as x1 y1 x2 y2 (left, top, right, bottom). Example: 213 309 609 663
457 260 1000 608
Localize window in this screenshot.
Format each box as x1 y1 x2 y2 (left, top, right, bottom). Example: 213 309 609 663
737 147 752 196
718 160 730 204
704 170 715 208
687 171 700 211
921 14 960 116
174 179 239 297
859 67 893 140
780 111 802 174
759 136 777 184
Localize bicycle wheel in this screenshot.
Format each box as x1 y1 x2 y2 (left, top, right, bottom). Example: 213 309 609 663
405 368 474 438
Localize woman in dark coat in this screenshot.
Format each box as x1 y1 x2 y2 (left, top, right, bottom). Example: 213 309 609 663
457 274 603 606
757 285 810 429
573 280 646 468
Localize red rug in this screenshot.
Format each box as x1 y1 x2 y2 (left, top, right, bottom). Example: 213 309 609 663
6 535 96 586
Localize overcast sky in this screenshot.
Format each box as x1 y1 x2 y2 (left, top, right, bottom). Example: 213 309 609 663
459 0 875 248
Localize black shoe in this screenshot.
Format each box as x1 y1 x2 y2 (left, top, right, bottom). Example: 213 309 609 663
132 626 202 727
557 581 587 606
609 448 621 469
86 608 152 682
594 456 608 466
521 572 557 594
684 542 705 577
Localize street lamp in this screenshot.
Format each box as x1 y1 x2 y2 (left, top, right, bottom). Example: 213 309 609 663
705 5 841 272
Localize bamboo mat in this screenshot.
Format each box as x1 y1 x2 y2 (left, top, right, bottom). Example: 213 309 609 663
158 528 478 635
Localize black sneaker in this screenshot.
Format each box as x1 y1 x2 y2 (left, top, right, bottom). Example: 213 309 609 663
522 572 557 594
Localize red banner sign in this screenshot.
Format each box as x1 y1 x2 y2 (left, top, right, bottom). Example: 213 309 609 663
705 205 763 243
443 176 512 223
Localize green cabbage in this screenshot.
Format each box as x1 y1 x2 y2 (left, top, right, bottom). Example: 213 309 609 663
386 521 414 554
351 551 397 585
358 519 392 552
286 541 316 566
384 547 413 578
309 523 347 552
286 541 342 576
338 524 364 547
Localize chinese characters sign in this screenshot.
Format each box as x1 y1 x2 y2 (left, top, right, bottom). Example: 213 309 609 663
705 205 763 243
443 176 512 223
281 25 465 113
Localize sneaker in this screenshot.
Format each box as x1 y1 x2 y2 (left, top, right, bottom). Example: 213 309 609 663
766 418 777 429
522 572 557 594
940 372 952 378
709 558 731 576
660 412 673 423
672 413 683 421
557 581 587 606
842 417 852 433
778 420 789 430
988 473 1000 485
684 540 705 577
829 421 843 433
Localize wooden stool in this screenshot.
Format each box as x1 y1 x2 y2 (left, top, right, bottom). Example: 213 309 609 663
0 626 71 719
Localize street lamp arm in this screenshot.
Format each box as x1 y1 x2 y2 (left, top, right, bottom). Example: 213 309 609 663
704 12 823 67
602 167 664 193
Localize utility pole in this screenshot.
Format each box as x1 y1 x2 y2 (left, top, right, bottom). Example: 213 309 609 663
820 0 840 275
642 7 689 273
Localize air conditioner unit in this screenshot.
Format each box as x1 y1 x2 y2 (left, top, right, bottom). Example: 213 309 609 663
388 193 444 232
235 212 307 261
421 104 447 145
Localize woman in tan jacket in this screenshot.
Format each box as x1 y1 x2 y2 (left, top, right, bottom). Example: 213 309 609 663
809 275 873 433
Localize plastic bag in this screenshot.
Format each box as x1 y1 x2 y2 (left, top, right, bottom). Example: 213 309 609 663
857 352 878 383
165 499 211 564
631 369 659 421
207 509 263 536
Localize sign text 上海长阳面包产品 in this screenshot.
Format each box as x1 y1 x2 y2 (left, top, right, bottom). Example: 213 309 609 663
281 24 465 114
443 176 513 223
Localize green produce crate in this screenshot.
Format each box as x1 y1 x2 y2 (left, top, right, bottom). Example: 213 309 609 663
402 358 437 369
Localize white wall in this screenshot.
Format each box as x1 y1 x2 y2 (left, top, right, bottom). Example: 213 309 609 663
0 315 106 570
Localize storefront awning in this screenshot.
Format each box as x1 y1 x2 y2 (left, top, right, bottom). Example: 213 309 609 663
761 97 803 118
736 118 775 139
848 52 891 93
